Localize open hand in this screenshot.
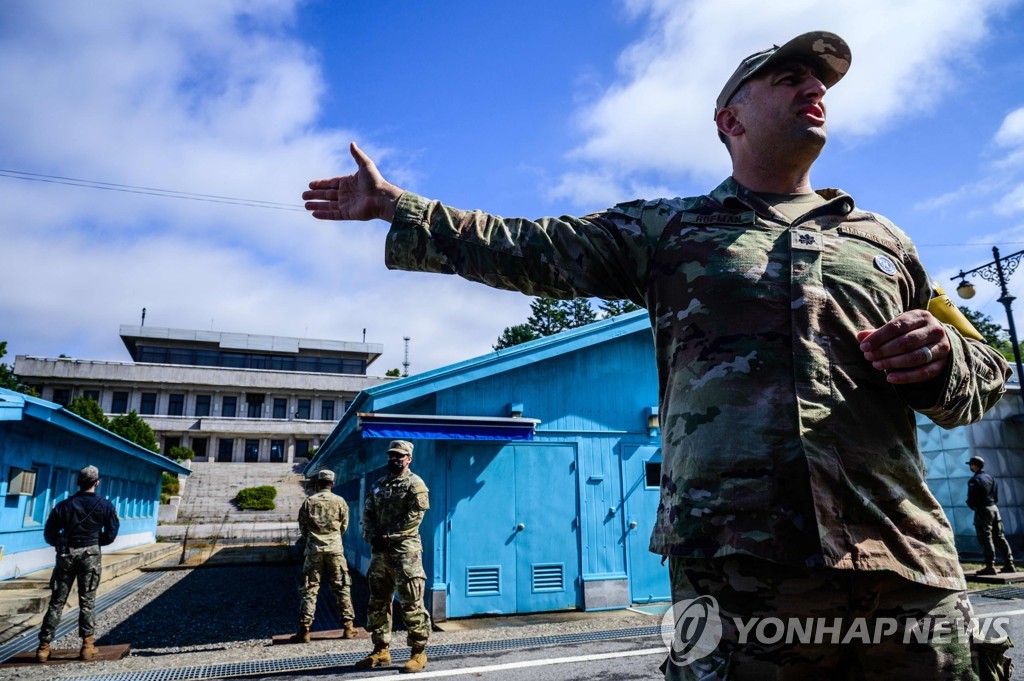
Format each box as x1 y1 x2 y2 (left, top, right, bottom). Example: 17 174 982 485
302 142 403 222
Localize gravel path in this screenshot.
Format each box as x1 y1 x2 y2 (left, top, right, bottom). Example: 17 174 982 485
5 564 658 681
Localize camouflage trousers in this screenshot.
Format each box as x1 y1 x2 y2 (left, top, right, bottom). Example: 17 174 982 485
663 555 976 680
39 545 102 643
366 550 430 646
298 551 355 626
974 506 1014 567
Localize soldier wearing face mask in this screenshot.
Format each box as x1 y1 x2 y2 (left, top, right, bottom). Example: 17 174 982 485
356 440 431 673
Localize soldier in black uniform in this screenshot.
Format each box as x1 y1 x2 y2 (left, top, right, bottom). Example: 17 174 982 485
967 455 1016 576
36 465 119 663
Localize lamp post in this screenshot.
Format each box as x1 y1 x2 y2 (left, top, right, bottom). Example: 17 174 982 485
953 246 1024 405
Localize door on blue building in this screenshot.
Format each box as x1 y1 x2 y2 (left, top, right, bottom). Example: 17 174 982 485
621 445 670 603
447 443 581 617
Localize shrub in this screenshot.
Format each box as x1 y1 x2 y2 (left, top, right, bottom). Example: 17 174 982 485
235 485 277 511
161 472 180 504
168 446 195 461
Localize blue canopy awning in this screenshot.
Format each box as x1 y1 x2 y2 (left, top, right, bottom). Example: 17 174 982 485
358 413 540 441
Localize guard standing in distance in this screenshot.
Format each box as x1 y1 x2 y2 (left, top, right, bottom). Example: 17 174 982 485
967 455 1017 576
292 468 356 642
36 465 119 663
356 440 431 673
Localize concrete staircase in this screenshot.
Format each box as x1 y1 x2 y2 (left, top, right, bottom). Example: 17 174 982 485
0 543 178 644
157 462 308 542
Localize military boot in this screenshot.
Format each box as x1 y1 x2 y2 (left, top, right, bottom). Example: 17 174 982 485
978 564 998 576
35 642 50 663
341 620 357 639
80 635 99 661
290 624 311 643
401 644 428 673
1001 562 1017 574
355 643 390 669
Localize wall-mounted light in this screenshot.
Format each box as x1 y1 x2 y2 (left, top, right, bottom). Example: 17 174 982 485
509 402 524 418
646 407 659 435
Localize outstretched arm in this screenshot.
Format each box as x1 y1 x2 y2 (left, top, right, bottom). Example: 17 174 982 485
302 142 404 223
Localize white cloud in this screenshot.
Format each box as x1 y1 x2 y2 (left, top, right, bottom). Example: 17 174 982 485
0 1 520 375
555 0 1015 204
995 107 1024 148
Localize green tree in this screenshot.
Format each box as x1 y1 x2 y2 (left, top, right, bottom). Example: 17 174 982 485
385 368 402 377
109 410 160 453
0 341 38 396
526 298 569 336
66 395 111 429
959 306 1015 362
598 299 642 318
493 323 540 350
563 299 598 328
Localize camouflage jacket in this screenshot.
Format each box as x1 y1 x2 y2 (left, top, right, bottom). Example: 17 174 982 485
362 469 430 554
298 490 349 555
386 178 1010 591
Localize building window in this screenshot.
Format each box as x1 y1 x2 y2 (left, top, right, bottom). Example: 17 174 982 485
195 350 219 366
222 396 237 418
296 399 311 420
320 400 335 421
191 437 209 459
83 389 100 402
217 438 234 462
140 392 157 415
246 393 264 419
52 388 71 406
221 353 245 368
644 461 661 488
168 348 191 365
111 391 129 414
295 357 318 373
270 440 285 462
164 436 181 452
295 440 310 459
23 464 49 526
168 394 184 416
244 439 260 462
195 394 211 417
273 398 287 419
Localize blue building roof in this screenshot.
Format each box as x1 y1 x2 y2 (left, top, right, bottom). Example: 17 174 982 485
308 310 651 472
0 387 191 475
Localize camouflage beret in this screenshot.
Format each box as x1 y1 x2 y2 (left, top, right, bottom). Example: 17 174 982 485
715 31 852 116
315 468 335 483
387 440 414 456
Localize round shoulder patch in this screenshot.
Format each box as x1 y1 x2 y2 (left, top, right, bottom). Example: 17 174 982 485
874 255 898 276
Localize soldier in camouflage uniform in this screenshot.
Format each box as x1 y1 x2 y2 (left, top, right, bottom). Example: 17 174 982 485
291 468 356 642
36 466 119 663
355 440 431 673
303 31 1010 679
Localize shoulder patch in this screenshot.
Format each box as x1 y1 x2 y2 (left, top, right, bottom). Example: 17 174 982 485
836 226 903 258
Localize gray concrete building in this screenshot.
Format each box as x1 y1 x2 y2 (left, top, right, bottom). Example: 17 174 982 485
14 325 390 463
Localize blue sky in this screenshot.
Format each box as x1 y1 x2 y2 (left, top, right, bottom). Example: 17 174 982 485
4 0 1024 375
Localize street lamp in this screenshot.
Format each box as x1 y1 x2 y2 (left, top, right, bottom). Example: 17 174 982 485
953 246 1024 408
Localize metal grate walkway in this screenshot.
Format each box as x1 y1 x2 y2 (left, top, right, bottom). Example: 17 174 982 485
976 586 1024 600
69 625 667 681
0 568 171 663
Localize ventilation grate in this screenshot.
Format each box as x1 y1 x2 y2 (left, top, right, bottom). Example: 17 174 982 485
532 563 564 592
466 565 501 595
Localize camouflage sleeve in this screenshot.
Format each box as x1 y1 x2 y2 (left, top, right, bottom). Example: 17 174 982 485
338 497 349 536
385 192 659 305
297 499 309 540
361 493 376 542
888 224 1010 426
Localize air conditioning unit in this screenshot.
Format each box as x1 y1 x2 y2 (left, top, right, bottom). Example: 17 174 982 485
6 467 37 496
